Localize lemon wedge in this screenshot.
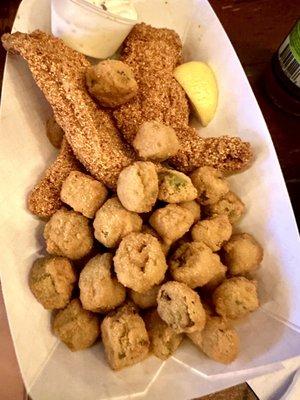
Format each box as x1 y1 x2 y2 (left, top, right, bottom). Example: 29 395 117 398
174 61 218 126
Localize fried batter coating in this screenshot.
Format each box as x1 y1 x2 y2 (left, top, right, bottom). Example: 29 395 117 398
114 233 167 293
213 277 259 319
79 254 126 313
129 285 160 309
101 303 149 370
157 281 206 333
169 242 227 288
179 200 201 223
190 166 229 205
46 116 64 148
133 121 179 161
188 316 239 364
2 30 135 188
86 60 138 108
191 215 232 251
223 233 263 276
114 24 186 140
113 24 252 173
44 208 93 260
149 204 194 243
52 299 99 351
158 169 197 203
203 267 227 292
27 138 81 218
61 171 108 218
117 161 159 213
29 256 76 310
93 197 142 248
141 225 171 255
144 310 182 360
205 191 245 224
170 130 253 174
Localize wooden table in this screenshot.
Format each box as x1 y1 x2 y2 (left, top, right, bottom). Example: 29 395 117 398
0 1 299 399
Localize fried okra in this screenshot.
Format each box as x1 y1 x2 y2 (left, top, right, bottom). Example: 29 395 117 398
190 166 229 205
223 233 263 275
133 121 179 161
158 170 197 203
79 254 126 313
188 316 239 364
114 233 167 293
191 215 232 251
101 303 149 370
157 281 206 333
179 200 201 223
29 256 76 310
205 191 245 224
129 285 160 309
169 242 227 288
117 161 158 213
144 310 183 360
52 299 99 351
86 60 138 107
44 208 93 260
141 225 170 255
213 277 259 319
149 204 194 243
93 197 142 248
203 267 227 292
61 171 108 218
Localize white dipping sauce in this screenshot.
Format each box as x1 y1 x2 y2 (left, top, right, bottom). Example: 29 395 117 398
87 0 138 20
51 0 137 59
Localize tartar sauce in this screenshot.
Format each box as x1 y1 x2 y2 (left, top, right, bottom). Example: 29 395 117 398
87 0 138 21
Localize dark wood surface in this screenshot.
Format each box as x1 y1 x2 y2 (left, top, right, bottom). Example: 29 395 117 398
0 0 299 399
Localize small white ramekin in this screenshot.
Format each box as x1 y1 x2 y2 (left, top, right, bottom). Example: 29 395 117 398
51 0 137 59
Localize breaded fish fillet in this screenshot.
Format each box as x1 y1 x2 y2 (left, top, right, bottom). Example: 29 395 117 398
2 30 135 188
27 138 81 218
114 24 252 173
